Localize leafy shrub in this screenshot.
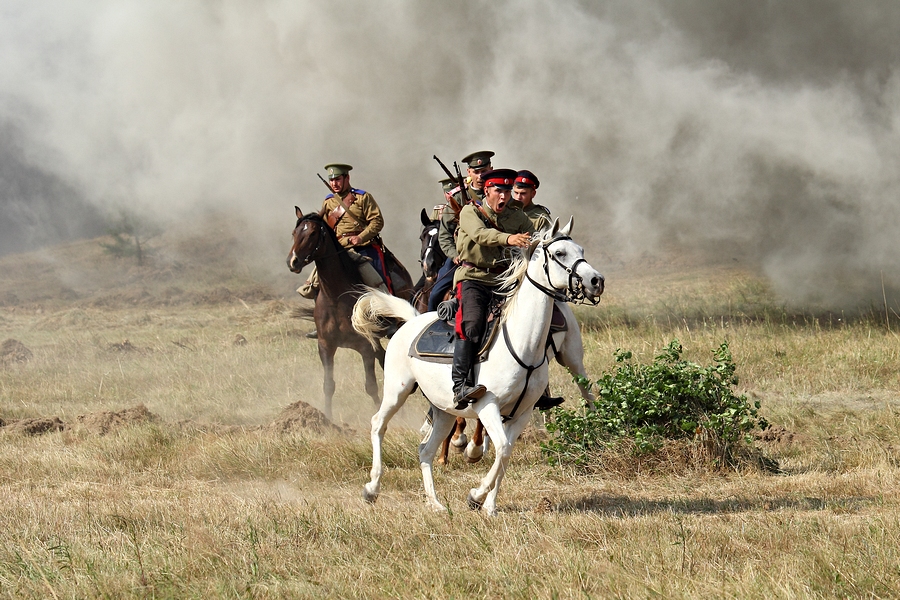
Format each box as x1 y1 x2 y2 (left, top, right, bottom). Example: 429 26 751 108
542 340 768 468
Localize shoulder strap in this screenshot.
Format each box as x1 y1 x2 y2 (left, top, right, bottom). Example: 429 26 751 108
475 204 502 232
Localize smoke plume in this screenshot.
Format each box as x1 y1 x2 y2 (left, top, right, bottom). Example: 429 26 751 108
1 0 898 308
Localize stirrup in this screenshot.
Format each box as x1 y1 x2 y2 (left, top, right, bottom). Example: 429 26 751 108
453 384 486 410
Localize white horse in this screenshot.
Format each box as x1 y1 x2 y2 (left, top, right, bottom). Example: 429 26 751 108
352 218 604 515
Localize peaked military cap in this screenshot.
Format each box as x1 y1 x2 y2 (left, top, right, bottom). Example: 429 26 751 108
461 150 494 169
439 177 456 193
482 168 517 190
514 170 540 189
324 163 353 179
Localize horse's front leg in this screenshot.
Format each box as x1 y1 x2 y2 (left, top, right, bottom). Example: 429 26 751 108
555 305 596 410
419 409 457 511
467 401 512 517
317 341 337 421
464 419 485 463
450 417 468 453
481 410 532 515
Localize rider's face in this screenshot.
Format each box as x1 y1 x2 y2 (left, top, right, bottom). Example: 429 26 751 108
329 175 349 194
512 184 536 206
485 186 511 213
468 165 491 189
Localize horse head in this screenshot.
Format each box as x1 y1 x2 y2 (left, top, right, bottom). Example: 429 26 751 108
418 208 446 280
527 217 605 304
287 207 329 273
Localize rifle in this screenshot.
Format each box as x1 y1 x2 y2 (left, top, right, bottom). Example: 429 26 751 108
432 155 463 217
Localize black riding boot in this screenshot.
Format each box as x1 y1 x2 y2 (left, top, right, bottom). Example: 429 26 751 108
452 340 486 410
534 386 565 411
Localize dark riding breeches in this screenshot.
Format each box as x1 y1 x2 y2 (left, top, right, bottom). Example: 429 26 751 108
454 280 495 346
428 259 458 312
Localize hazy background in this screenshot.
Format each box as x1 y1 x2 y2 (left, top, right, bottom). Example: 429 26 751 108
1 0 898 308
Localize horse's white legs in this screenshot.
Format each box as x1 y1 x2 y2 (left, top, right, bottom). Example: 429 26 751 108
467 401 512 517
481 410 531 515
419 409 457 511
555 305 596 410
363 373 415 504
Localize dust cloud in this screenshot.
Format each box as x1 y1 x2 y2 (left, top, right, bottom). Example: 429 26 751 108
1 0 898 308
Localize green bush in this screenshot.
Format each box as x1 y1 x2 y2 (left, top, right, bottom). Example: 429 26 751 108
542 340 768 467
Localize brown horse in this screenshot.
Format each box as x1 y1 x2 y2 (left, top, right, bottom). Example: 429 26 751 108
286 207 413 420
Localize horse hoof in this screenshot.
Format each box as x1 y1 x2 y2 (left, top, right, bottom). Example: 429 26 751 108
450 433 467 452
467 493 483 511
464 443 484 463
362 488 379 504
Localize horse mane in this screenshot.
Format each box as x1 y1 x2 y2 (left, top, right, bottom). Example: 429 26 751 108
496 226 558 324
297 212 359 277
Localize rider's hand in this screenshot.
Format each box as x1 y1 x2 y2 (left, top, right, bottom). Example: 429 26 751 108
452 256 460 265
507 233 531 248
348 235 362 245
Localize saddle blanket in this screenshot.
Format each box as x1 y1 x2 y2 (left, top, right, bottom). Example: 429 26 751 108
409 303 568 364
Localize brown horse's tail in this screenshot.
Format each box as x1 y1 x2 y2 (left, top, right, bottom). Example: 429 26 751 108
352 289 418 349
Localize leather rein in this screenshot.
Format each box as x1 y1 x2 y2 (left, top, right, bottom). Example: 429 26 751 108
500 235 597 422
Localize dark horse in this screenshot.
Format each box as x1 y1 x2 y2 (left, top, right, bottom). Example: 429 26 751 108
412 208 487 465
412 208 447 313
287 207 414 420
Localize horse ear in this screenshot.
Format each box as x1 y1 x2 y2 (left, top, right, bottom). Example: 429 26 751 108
295 206 303 219
420 208 430 227
559 216 574 237
549 217 560 238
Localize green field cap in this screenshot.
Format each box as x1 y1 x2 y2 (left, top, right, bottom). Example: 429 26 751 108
439 177 456 193
461 151 494 169
324 163 353 179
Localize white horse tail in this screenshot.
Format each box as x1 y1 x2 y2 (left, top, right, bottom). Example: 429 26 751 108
352 290 419 348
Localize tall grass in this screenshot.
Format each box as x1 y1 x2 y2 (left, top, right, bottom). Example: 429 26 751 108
3 254 900 597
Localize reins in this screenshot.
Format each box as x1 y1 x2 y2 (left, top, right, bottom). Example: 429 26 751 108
499 235 597 421
293 217 349 268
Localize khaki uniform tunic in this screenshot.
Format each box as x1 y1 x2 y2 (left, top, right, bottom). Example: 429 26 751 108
454 203 535 287
523 202 552 232
438 184 484 259
320 189 383 248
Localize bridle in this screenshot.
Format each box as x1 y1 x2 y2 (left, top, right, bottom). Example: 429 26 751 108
291 217 344 269
524 236 602 305
500 235 601 422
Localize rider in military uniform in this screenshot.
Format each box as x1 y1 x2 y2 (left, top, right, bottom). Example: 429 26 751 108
510 169 566 410
429 150 494 313
510 170 552 231
451 168 535 409
297 163 390 301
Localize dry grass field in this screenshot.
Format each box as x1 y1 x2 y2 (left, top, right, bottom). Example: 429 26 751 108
2 231 900 598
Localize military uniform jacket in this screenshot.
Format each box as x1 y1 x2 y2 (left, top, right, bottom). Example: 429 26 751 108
439 184 484 259
523 202 552 231
320 189 384 248
454 203 535 287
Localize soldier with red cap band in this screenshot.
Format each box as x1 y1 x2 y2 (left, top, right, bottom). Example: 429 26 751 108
511 169 552 231
450 168 535 409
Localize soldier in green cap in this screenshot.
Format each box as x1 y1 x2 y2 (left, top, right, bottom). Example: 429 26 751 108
297 163 390 309
510 169 552 231
450 168 535 409
428 151 495 313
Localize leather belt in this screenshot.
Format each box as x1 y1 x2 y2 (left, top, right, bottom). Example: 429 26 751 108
460 261 505 274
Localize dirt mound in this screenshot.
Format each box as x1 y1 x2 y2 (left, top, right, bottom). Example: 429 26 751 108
3 417 65 436
755 425 800 445
268 401 344 435
1 339 33 365
73 404 161 435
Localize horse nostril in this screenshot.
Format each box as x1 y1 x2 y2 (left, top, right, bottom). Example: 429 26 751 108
592 276 603 287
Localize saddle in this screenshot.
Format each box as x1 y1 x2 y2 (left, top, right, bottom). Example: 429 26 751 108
409 301 568 364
